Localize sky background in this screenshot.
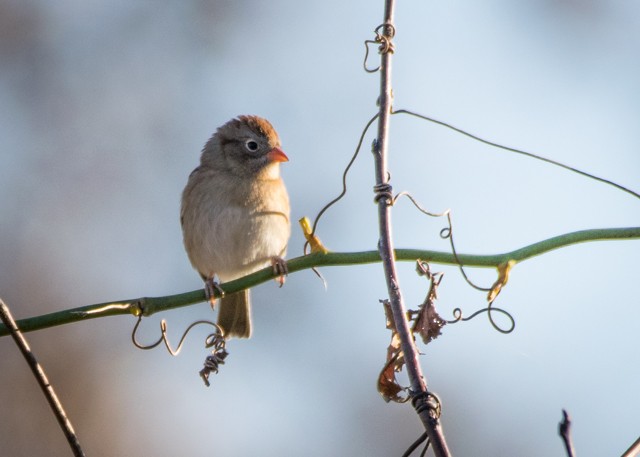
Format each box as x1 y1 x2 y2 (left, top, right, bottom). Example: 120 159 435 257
0 1 638 456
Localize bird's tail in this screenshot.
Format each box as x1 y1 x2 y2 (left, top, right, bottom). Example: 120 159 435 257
217 289 251 339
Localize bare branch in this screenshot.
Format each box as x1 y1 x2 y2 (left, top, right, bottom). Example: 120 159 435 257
622 436 640 457
371 1 451 454
0 299 86 457
559 409 576 457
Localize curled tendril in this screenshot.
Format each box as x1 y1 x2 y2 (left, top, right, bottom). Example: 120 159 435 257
302 113 379 287
363 40 382 73
373 182 394 204
306 113 378 246
401 393 439 455
200 334 229 387
131 315 229 386
393 191 449 218
363 23 396 73
393 191 492 293
448 303 515 334
374 23 396 54
131 315 225 356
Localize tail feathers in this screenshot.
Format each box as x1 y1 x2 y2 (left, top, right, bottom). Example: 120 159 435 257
217 289 251 339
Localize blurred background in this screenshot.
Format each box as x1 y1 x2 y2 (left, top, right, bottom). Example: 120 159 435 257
1 1 638 456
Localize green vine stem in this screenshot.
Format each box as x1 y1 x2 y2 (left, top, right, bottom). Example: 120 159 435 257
1 226 638 337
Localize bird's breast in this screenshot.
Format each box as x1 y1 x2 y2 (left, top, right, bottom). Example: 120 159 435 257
182 172 290 281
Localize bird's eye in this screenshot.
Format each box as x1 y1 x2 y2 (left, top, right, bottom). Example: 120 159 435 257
245 139 259 152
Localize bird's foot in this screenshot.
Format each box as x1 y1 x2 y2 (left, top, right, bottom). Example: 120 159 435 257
271 256 288 288
204 278 225 308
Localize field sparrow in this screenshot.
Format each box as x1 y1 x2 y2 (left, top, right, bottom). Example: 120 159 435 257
181 115 290 338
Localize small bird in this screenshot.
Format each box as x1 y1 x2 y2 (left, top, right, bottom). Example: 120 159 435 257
181 115 290 338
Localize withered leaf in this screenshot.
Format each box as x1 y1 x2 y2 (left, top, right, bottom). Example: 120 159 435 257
377 300 409 403
412 299 446 345
411 268 446 345
377 349 408 403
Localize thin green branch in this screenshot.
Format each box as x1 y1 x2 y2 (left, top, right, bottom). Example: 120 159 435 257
1 226 638 338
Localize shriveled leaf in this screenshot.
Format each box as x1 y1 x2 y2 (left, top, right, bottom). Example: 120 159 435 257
411 263 446 345
412 298 446 345
377 300 409 403
378 350 408 403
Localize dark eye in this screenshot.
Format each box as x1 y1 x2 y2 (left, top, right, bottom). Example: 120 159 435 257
245 139 259 152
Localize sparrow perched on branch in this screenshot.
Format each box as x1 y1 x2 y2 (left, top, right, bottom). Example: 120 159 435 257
181 115 290 338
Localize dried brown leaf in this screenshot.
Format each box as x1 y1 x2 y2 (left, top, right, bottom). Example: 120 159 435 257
377 300 409 403
411 264 446 345
412 299 446 345
378 350 408 403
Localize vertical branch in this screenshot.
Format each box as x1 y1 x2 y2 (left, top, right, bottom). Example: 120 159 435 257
0 299 86 457
372 1 452 455
559 410 576 457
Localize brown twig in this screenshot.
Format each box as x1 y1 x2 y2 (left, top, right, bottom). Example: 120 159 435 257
0 298 85 457
621 436 640 457
559 409 576 457
371 1 451 455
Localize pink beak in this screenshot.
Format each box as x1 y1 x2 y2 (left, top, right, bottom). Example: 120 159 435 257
267 147 289 163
